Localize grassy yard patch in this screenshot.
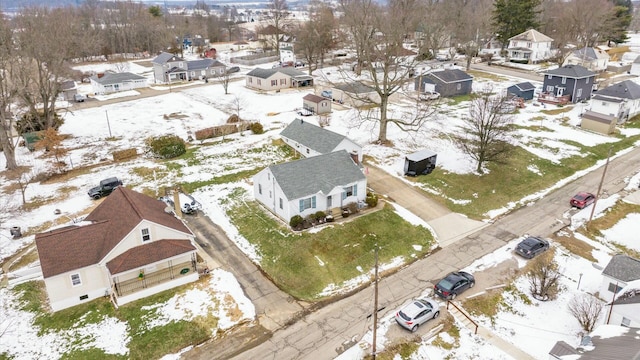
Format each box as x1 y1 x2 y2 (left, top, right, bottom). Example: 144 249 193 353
226 193 435 300
577 201 640 258
551 232 598 262
540 106 573 115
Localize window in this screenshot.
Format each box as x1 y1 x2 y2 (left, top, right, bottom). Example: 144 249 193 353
249 78 253 84
547 75 552 80
257 79 262 86
342 185 357 199
608 282 623 293
621 317 631 327
271 80 277 86
191 71 195 77
586 77 590 84
561 77 566 84
268 173 270 180
211 69 216 75
269 190 272 198
79 294 88 300
527 42 532 47
546 85 554 93
577 89 582 97
141 228 150 241
179 62 183 68
258 184 262 195
299 196 316 212
602 102 606 106
457 83 461 90
280 78 287 85
279 198 283 209
306 149 310 154
71 273 81 286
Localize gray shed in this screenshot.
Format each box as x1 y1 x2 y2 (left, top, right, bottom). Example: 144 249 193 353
404 149 437 176
507 82 536 100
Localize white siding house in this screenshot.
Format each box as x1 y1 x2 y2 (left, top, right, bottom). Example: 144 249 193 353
599 255 640 304
90 72 147 95
279 119 363 163
590 80 640 123
507 29 554 64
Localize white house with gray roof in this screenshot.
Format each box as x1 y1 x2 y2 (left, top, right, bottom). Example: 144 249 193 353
548 325 640 360
245 67 313 91
507 29 554 64
590 80 640 123
151 52 226 83
600 254 640 302
331 81 381 107
605 279 640 328
563 47 609 72
252 150 367 223
280 119 362 163
90 72 147 94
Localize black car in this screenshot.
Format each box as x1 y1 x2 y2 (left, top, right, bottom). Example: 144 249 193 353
515 236 550 259
434 271 475 300
226 66 240 74
88 177 123 199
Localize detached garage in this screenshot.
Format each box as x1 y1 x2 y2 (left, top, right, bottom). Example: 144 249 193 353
581 110 616 135
404 149 437 176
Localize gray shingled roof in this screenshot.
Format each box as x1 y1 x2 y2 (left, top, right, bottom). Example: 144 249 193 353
573 47 608 61
334 81 375 94
512 82 535 91
187 58 220 71
548 341 579 358
508 29 553 42
152 52 184 64
90 72 146 85
602 254 640 281
592 94 624 103
572 325 640 360
595 80 640 100
544 64 595 79
582 110 616 124
246 67 305 79
269 150 365 200
280 119 350 154
427 69 473 84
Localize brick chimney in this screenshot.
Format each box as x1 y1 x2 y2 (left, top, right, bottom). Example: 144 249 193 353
350 150 359 164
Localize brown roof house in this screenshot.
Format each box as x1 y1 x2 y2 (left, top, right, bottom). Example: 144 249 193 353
35 187 201 312
302 93 331 115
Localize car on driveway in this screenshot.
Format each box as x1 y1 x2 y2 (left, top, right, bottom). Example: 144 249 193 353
434 271 475 300
321 90 332 99
570 192 595 209
88 177 123 200
419 91 440 101
515 236 550 259
395 298 440 332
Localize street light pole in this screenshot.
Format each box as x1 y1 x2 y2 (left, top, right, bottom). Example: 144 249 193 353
587 146 613 230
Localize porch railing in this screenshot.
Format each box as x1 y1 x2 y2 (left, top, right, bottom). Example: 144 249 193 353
113 261 196 297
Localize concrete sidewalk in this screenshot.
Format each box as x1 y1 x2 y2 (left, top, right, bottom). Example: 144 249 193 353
364 163 488 247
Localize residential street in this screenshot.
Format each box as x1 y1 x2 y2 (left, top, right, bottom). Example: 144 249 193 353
182 143 640 359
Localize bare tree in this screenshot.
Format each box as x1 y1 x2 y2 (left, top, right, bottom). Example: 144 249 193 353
453 85 514 173
525 250 563 301
265 0 290 56
295 2 336 73
443 0 494 70
216 70 232 95
568 294 604 332
225 95 247 120
16 166 42 206
0 15 19 170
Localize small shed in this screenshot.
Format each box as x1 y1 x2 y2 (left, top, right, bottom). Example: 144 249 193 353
404 149 437 176
581 110 616 135
302 93 331 114
507 82 536 100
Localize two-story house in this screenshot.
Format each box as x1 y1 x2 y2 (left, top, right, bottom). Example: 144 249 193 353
540 65 595 104
590 80 640 124
507 29 554 64
152 52 226 84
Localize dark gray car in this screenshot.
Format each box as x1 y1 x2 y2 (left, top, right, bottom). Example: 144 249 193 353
434 271 475 300
515 236 550 259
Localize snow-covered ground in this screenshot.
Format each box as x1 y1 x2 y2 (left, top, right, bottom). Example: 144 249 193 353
2 34 640 359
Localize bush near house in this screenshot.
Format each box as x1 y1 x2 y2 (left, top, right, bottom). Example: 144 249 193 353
290 215 304 229
366 192 378 208
250 122 264 134
145 135 186 159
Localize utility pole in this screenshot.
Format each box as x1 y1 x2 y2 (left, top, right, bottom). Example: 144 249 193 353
372 245 379 360
606 282 618 324
587 146 613 229
105 110 112 138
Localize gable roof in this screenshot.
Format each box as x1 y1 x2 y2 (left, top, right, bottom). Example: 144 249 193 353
572 47 609 61
91 72 146 85
509 28 553 42
303 93 326 103
268 150 365 200
575 325 640 359
611 279 640 306
426 69 473 84
187 58 224 71
152 52 184 65
106 239 196 274
246 67 305 79
595 80 640 100
544 64 595 79
35 187 192 278
280 119 357 155
602 254 640 282
548 341 579 358
334 81 376 94
581 110 616 125
509 82 536 92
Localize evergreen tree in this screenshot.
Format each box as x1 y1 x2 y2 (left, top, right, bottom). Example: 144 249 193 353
492 0 542 47
603 0 632 45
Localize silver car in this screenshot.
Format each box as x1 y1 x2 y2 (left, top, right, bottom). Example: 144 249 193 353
395 298 440 332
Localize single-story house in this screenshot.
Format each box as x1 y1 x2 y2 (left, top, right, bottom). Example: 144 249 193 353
507 29 554 64
563 47 610 72
506 82 536 100
245 67 313 91
151 52 226 83
34 187 201 312
90 72 148 95
331 82 381 107
252 150 367 223
58 80 78 101
580 110 617 135
548 325 640 359
540 64 595 104
599 254 640 302
604 279 640 328
415 69 473 97
302 93 331 115
590 80 640 123
280 118 362 162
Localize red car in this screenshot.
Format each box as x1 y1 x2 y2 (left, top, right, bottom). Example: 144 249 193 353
570 192 595 209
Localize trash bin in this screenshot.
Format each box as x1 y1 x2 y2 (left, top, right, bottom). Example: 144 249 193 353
10 226 22 238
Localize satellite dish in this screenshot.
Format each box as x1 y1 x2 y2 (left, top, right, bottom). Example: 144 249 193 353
164 206 173 214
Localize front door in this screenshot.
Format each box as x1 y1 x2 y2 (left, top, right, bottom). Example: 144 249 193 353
327 195 332 209
556 87 565 97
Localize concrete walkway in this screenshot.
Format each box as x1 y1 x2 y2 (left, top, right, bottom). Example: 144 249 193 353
364 163 489 247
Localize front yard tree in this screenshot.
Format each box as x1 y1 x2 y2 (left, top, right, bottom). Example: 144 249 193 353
453 86 514 174
525 250 563 301
295 1 335 73
492 0 542 48
340 0 435 144
265 0 290 56
568 294 604 333
0 15 19 170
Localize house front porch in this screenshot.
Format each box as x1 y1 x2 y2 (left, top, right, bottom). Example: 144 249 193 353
538 92 571 105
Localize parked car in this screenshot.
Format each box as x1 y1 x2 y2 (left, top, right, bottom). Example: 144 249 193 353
88 177 123 199
570 192 595 209
74 94 87 102
434 271 475 300
226 66 240 74
321 90 332 99
297 108 313 116
515 236 550 259
395 298 440 332
419 91 440 101
295 61 305 68
159 193 202 215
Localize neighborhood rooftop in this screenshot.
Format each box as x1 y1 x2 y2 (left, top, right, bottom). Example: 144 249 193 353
602 254 640 282
280 119 357 155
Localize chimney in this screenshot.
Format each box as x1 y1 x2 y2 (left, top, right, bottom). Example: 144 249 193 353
173 189 182 218
300 119 304 124
97 73 105 78
350 150 359 164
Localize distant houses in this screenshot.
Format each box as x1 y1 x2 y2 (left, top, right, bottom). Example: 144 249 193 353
90 72 147 95
151 52 226 83
245 67 313 91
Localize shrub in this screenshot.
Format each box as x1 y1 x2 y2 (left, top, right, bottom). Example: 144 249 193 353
250 122 264 134
289 215 304 228
313 211 326 220
346 202 358 214
365 192 378 208
16 111 64 134
145 135 186 159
